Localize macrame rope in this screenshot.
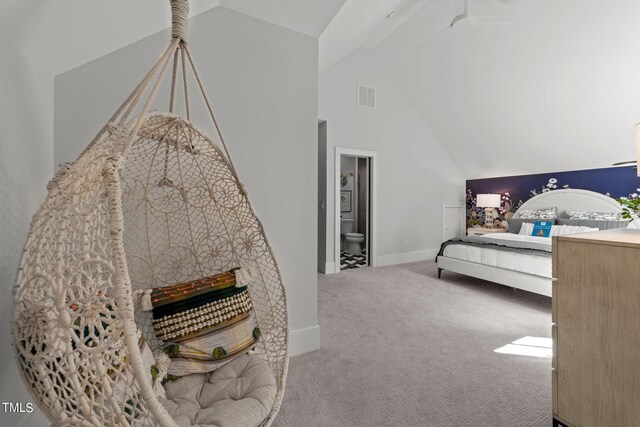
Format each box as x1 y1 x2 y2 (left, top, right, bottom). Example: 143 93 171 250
180 45 191 121
169 48 179 113
73 42 176 164
120 40 178 127
171 0 189 43
130 38 180 141
183 45 240 179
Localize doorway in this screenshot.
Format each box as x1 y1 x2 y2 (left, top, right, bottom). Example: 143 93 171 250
335 147 377 272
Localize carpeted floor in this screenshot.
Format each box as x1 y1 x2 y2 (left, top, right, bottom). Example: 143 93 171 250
273 260 552 427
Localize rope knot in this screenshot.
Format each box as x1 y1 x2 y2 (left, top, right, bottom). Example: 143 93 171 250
170 0 189 43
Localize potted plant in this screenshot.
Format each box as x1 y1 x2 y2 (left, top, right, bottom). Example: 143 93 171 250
616 196 640 222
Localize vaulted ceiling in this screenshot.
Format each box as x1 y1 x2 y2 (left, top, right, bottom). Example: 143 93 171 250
371 0 640 178
6 0 637 180
3 0 429 77
2 0 347 76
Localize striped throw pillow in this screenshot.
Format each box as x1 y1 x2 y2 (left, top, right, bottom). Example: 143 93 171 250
146 268 260 377
565 210 622 220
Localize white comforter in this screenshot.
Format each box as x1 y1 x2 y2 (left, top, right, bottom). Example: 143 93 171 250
442 233 552 278
481 232 552 249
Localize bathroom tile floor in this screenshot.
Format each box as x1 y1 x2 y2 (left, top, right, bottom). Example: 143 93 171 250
340 250 367 270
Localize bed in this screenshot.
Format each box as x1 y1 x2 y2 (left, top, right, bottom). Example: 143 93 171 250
436 189 624 297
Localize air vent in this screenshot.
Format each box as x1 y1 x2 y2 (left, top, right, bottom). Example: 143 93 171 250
357 84 376 109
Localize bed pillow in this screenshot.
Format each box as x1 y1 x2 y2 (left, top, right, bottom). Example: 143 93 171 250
558 218 628 230
519 222 536 236
564 211 622 221
508 218 555 234
551 224 599 236
514 207 558 220
145 268 260 377
520 222 599 237
531 221 553 237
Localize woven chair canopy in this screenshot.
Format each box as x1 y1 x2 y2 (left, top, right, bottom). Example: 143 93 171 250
12 1 288 426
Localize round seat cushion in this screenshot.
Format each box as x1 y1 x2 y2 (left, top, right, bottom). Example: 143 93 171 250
159 354 277 427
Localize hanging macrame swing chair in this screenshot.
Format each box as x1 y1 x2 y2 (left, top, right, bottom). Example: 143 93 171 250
13 1 288 426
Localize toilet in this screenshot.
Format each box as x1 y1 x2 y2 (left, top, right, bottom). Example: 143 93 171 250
345 232 365 256
340 218 364 255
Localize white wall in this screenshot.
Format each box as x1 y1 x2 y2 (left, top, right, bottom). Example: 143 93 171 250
375 0 640 179
1 6 319 426
319 48 465 271
0 3 55 427
0 1 223 420
55 6 320 356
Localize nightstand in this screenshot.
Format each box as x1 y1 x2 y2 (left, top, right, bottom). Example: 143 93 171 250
467 227 507 236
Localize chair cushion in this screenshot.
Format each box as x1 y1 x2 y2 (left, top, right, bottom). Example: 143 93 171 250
159 354 276 427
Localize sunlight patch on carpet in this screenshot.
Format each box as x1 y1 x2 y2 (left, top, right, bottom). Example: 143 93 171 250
494 336 552 358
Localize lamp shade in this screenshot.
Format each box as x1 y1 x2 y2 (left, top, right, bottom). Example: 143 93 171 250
636 123 640 177
476 193 501 208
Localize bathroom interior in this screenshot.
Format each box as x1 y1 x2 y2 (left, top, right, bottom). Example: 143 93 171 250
340 155 370 270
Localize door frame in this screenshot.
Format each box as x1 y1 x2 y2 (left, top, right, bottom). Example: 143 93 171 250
335 147 378 271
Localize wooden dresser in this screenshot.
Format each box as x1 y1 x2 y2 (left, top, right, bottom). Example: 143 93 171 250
552 229 640 427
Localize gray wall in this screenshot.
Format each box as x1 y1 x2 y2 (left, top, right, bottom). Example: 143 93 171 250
0 3 53 427
54 7 320 359
319 48 465 270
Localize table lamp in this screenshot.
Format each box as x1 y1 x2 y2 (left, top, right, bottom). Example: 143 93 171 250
476 193 501 228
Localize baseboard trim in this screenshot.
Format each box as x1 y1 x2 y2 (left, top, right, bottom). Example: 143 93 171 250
376 248 439 267
289 324 320 356
317 261 335 274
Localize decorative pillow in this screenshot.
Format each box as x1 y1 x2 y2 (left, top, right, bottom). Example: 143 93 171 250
531 221 553 237
140 267 260 377
140 333 170 398
514 207 558 220
519 222 535 236
557 218 628 230
507 218 555 234
565 211 622 221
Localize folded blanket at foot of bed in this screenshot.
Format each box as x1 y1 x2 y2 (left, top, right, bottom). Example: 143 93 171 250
436 235 552 262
